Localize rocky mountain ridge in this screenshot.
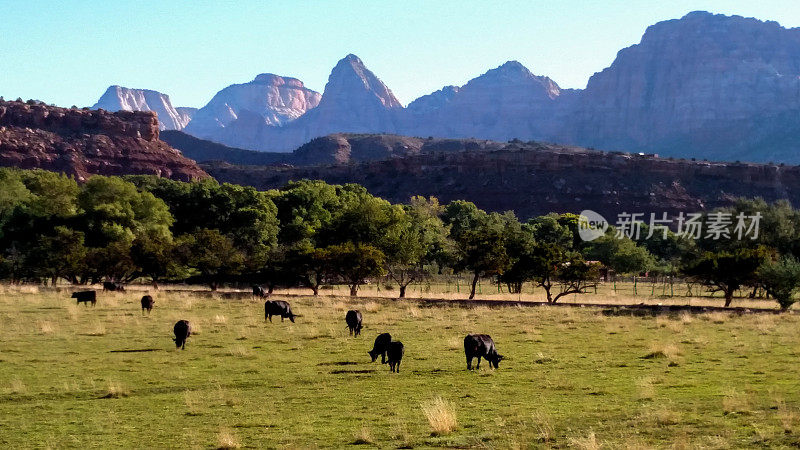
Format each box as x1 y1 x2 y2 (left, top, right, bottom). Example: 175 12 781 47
168 11 800 163
92 86 193 131
0 100 207 181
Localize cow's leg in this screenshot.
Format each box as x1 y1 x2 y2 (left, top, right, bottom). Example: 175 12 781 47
476 356 481 369
466 356 472 370
268 315 273 322
396 360 400 373
381 352 386 364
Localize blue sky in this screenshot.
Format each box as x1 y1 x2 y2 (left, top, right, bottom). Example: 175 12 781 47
2 1 800 108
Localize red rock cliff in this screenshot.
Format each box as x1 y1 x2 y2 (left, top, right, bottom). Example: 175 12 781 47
0 100 208 181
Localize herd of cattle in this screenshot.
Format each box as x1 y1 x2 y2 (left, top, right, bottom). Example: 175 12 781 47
69 286 504 372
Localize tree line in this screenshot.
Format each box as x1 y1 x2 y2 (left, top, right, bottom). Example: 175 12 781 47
1 168 799 309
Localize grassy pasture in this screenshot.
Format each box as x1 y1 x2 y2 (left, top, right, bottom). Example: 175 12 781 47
0 285 799 448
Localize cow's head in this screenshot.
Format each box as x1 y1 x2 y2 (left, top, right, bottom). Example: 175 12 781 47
289 314 296 323
491 354 504 369
368 350 379 362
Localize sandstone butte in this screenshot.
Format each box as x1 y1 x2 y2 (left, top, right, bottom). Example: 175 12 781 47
0 99 208 182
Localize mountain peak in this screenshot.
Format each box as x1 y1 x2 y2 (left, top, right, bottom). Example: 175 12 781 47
496 60 530 74
323 54 402 109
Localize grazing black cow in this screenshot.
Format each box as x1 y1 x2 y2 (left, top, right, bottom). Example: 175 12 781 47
102 282 125 292
141 295 154 314
387 341 404 373
345 310 363 337
368 333 392 363
71 290 96 306
173 320 191 350
464 334 504 370
264 300 296 323
252 285 266 298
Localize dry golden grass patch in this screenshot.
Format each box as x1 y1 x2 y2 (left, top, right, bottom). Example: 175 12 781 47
421 396 458 436
700 311 730 324
531 411 554 443
213 314 228 325
643 342 681 363
351 423 374 445
227 345 251 358
639 403 681 426
568 431 602 450
776 401 799 434
37 320 56 334
636 377 656 401
84 321 106 336
102 381 129 399
362 301 380 313
390 419 412 448
7 378 26 395
216 428 241 449
183 390 204 416
722 389 752 415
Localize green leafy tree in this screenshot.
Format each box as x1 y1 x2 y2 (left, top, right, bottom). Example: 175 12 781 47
184 229 244 290
27 227 87 285
586 233 655 276
685 247 772 307
326 242 386 296
273 180 340 245
78 176 173 247
381 197 449 298
509 216 600 303
758 256 800 310
444 205 511 300
285 243 331 296
130 234 187 288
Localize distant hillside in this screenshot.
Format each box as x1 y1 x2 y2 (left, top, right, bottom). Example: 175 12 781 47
162 130 505 166
161 130 289 165
202 135 800 220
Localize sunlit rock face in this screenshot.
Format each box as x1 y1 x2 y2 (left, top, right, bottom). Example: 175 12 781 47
93 86 192 131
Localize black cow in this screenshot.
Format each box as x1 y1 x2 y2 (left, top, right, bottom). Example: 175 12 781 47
71 290 96 306
387 341 404 373
252 285 266 298
141 295 155 314
173 320 191 350
264 300 296 322
464 334 504 370
345 310 363 337
368 333 392 363
102 282 125 292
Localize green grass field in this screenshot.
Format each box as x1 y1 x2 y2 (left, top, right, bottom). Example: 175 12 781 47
1 285 799 449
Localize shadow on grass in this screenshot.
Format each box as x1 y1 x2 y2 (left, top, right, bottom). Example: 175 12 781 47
110 348 162 353
330 369 375 374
